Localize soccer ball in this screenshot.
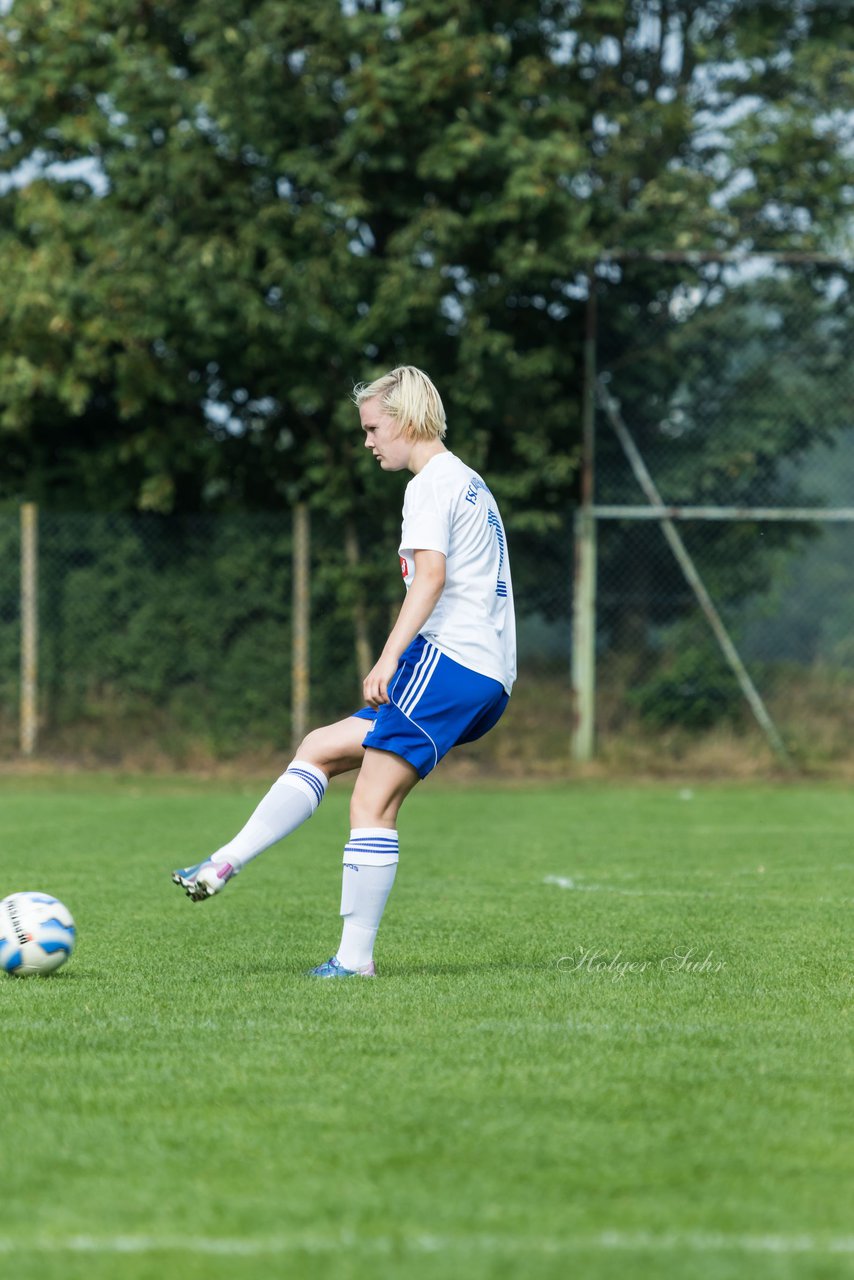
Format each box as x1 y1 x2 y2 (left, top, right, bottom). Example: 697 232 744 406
0 892 76 977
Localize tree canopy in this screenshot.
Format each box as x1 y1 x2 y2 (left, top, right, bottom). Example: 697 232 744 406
0 0 851 530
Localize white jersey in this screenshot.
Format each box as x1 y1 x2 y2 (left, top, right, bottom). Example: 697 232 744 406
398 451 516 694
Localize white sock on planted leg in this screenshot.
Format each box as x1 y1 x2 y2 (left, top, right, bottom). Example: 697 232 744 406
209 759 328 872
335 828 399 971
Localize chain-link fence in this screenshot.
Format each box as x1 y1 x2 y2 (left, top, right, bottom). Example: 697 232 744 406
0 506 570 770
586 254 854 769
4 255 852 773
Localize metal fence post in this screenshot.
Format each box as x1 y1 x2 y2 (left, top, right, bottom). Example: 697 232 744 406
572 274 598 761
572 509 597 761
291 503 310 750
20 502 39 757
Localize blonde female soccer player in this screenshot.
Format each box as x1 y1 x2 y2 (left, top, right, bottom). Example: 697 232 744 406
173 366 516 976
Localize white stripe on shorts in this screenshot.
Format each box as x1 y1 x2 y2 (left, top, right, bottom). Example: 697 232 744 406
397 643 441 719
393 641 433 712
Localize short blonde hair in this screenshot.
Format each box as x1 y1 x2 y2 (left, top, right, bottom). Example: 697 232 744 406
353 366 447 441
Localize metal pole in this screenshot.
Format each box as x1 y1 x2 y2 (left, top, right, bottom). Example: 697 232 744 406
572 273 598 761
592 505 854 522
20 502 38 757
291 503 310 750
571 508 597 762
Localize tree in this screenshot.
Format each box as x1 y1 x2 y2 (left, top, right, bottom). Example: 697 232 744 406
0 1 851 657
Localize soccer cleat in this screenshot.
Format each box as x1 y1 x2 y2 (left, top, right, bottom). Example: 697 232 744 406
171 859 237 902
306 955 376 978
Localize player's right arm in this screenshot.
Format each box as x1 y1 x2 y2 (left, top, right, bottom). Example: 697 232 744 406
362 549 446 708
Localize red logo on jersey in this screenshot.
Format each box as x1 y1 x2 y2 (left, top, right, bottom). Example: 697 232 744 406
400 555 409 578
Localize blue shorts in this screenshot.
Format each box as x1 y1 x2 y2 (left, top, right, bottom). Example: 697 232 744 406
353 635 509 778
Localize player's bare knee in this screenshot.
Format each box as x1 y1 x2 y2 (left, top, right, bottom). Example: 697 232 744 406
295 726 328 764
296 718 366 777
296 728 346 775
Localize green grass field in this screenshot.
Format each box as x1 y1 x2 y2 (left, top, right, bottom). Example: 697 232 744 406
1 775 852 1280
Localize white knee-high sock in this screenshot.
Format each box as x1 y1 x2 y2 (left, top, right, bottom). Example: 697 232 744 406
209 759 327 871
335 829 399 970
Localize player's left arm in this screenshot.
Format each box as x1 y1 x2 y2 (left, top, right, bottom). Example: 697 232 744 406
363 549 446 708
